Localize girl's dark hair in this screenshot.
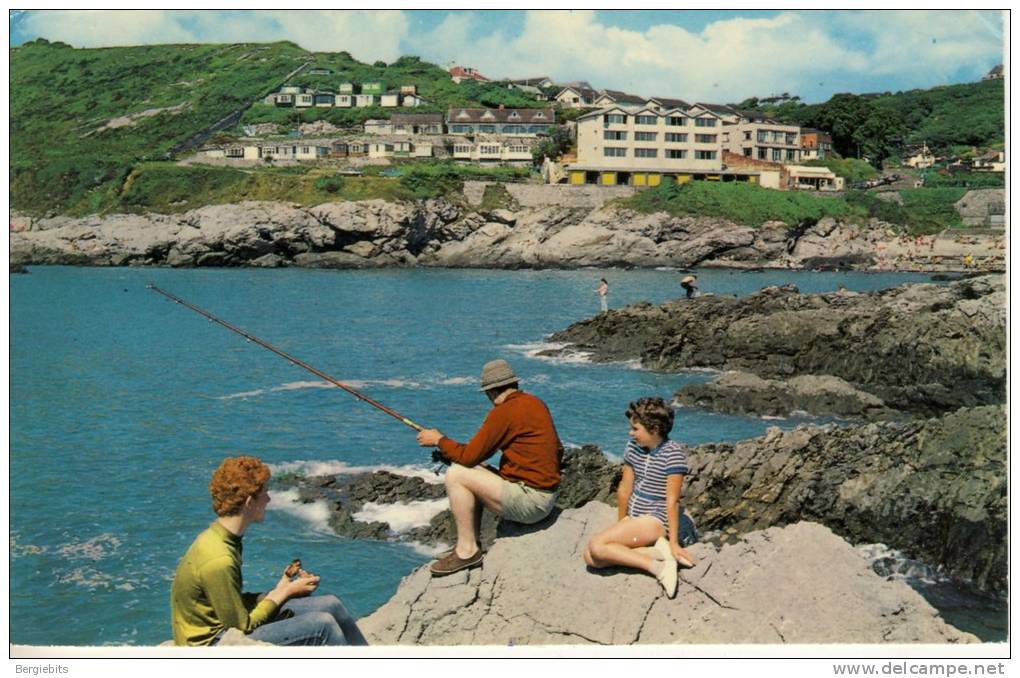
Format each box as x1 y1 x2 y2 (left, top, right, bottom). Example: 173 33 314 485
626 397 674 437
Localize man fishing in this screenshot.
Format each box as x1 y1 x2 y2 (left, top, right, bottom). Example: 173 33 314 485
416 359 563 576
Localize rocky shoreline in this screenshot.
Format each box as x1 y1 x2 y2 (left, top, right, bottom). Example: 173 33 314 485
9 185 1005 272
279 404 1005 597
547 275 1005 419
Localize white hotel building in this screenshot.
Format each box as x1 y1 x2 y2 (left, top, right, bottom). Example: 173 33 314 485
570 105 811 189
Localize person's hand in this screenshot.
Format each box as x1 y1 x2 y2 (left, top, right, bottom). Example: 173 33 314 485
417 428 443 447
672 543 696 568
285 572 320 598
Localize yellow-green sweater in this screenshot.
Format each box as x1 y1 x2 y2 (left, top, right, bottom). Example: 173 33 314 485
170 522 279 646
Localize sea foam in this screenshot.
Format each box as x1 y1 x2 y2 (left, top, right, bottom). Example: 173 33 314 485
267 460 443 483
353 499 448 532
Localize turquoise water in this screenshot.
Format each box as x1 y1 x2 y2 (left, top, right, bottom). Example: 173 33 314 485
10 266 959 645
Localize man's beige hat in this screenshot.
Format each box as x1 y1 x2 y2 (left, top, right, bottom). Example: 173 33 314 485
479 359 519 391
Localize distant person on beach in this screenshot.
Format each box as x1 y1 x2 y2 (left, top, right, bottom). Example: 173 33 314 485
596 278 609 313
417 359 562 576
171 456 369 646
680 275 699 299
583 397 695 598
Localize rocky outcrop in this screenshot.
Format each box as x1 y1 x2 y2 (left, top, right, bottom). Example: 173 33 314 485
9 192 1004 271
682 406 1007 596
548 276 1006 417
359 503 976 644
675 371 900 420
281 406 1006 595
276 446 621 549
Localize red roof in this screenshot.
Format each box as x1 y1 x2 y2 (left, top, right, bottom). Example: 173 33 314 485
449 66 489 82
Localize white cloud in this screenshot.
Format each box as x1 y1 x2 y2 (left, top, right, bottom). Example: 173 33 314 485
19 10 410 62
406 9 1002 103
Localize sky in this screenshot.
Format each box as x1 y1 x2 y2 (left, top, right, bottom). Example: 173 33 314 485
8 9 1007 104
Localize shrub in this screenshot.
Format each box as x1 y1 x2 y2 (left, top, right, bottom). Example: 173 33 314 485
314 176 343 193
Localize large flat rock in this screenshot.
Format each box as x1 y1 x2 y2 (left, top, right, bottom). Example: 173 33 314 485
359 503 975 645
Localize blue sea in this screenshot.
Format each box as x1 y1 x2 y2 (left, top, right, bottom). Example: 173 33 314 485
9 266 1003 645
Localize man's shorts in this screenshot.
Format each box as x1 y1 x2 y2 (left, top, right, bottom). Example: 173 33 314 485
500 479 557 524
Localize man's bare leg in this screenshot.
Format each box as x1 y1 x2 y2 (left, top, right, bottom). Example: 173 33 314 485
445 464 505 559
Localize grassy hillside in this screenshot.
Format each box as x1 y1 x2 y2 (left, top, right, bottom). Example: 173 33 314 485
240 54 543 129
9 41 545 214
621 181 969 235
10 39 309 212
739 79 1005 163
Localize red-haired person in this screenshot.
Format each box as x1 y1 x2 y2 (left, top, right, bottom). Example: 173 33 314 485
583 397 696 598
170 456 368 646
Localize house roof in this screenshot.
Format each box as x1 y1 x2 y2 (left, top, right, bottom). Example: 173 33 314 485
446 107 556 124
558 80 594 90
987 64 1003 76
599 89 646 105
693 102 739 115
507 77 551 86
647 96 690 109
391 113 444 124
449 66 490 81
556 86 599 101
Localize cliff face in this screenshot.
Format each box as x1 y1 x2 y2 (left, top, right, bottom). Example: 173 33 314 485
9 186 1004 271
358 503 976 645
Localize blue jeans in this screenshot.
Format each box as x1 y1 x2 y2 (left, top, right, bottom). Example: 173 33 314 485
245 595 369 646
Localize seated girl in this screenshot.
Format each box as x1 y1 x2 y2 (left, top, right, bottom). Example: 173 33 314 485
583 397 695 598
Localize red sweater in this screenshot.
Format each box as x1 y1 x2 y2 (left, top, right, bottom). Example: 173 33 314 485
438 391 562 490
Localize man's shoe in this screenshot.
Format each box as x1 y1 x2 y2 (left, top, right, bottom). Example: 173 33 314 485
429 548 483 576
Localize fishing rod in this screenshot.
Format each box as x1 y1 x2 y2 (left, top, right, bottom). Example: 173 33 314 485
147 284 427 433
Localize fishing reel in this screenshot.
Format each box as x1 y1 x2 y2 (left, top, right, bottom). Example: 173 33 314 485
430 448 451 475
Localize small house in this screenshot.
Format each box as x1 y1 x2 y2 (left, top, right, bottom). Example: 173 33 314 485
380 92 401 107
354 94 376 107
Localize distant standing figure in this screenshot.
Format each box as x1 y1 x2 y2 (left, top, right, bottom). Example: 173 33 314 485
680 275 699 299
596 278 609 313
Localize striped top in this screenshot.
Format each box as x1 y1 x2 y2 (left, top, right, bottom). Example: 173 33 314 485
623 438 689 526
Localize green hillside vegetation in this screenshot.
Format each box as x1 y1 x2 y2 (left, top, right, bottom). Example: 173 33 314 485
10 38 309 212
71 159 531 214
240 54 546 128
738 79 1004 166
10 42 547 214
621 181 966 235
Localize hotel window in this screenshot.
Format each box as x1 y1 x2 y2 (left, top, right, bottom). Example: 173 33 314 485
667 117 686 126
666 149 687 159
772 149 783 161
787 150 797 160
482 145 500 154
604 147 627 157
535 112 545 118
479 125 497 133
634 132 657 141
300 146 310 154
695 134 717 143
665 133 688 143
455 145 472 153
450 125 469 133
757 131 768 142
695 150 717 160
635 115 657 125
695 118 717 127
226 148 244 158
744 131 751 141
604 114 627 124
603 130 627 140
758 148 768 160
786 133 798 145
634 148 658 158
